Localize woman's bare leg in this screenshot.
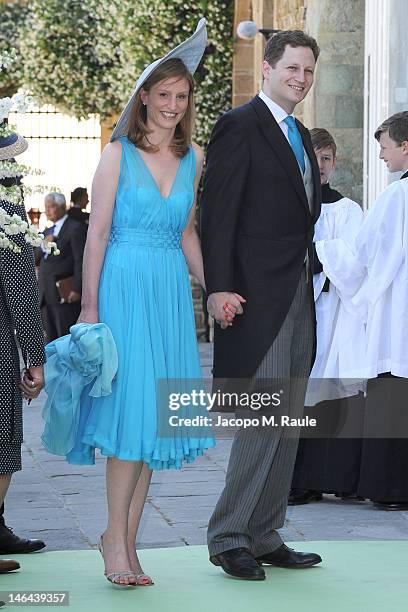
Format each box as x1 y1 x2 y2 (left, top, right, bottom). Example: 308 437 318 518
102 457 143 585
127 463 153 581
0 474 12 508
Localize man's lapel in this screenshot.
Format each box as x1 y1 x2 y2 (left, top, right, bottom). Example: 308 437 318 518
249 96 310 212
55 217 69 241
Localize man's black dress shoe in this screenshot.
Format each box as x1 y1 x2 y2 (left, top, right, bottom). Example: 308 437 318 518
0 559 20 573
335 492 365 501
0 525 46 554
288 489 323 505
256 544 322 568
374 501 408 511
210 548 265 580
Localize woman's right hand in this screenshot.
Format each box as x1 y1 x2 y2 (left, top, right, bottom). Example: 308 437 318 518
77 307 99 324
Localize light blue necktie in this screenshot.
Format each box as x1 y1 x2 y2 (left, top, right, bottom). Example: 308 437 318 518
283 116 305 174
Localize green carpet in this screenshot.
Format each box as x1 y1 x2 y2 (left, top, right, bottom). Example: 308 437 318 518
0 542 407 611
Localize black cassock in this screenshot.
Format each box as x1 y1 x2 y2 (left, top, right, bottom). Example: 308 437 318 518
357 375 408 502
292 394 365 495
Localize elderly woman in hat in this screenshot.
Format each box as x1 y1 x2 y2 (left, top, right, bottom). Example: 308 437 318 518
0 130 47 573
49 20 222 587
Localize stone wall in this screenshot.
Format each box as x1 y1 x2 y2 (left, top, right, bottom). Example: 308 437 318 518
303 0 365 203
273 0 305 30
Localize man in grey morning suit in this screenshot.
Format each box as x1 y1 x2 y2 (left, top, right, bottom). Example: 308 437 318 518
201 31 323 580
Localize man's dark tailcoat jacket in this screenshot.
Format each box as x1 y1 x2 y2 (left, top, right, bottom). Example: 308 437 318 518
200 96 322 379
37 216 86 306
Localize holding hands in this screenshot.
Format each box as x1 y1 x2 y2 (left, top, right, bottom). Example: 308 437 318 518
207 292 246 330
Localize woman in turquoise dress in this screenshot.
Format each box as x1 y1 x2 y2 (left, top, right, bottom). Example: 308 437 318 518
75 22 226 587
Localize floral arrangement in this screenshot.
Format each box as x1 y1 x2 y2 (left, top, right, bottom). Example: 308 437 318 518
0 181 48 206
0 159 43 181
0 91 32 123
0 207 60 254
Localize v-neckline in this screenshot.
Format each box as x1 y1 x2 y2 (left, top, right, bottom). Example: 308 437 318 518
135 147 184 200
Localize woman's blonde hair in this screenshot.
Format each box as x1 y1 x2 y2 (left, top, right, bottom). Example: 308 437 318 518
127 58 195 158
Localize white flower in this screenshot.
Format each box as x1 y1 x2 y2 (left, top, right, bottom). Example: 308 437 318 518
0 49 17 72
0 91 32 122
0 97 13 122
0 122 15 138
11 91 31 113
0 231 21 253
0 185 23 206
0 160 43 181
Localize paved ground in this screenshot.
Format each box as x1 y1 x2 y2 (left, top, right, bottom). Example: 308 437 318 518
6 344 408 551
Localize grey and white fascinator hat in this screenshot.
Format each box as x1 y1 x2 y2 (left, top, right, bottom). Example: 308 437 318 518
110 18 207 142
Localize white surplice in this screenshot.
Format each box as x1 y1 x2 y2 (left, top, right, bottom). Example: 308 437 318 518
316 177 408 379
305 195 365 405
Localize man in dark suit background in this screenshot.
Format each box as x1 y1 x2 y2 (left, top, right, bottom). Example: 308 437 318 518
201 30 322 580
67 186 90 225
37 192 87 341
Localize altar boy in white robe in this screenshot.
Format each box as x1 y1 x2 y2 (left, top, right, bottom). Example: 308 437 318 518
289 129 365 505
316 112 408 510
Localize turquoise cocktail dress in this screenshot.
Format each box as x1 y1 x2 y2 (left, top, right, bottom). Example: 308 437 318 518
66 137 214 469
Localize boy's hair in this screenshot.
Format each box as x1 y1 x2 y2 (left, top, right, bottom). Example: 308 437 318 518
310 128 337 156
374 111 408 144
264 30 320 67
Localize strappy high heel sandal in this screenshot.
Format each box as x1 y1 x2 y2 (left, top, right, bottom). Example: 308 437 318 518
99 535 137 589
129 550 154 585
134 572 154 586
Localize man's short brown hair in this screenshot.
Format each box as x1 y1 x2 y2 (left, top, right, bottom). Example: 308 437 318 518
310 128 337 157
374 111 408 144
264 30 320 67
